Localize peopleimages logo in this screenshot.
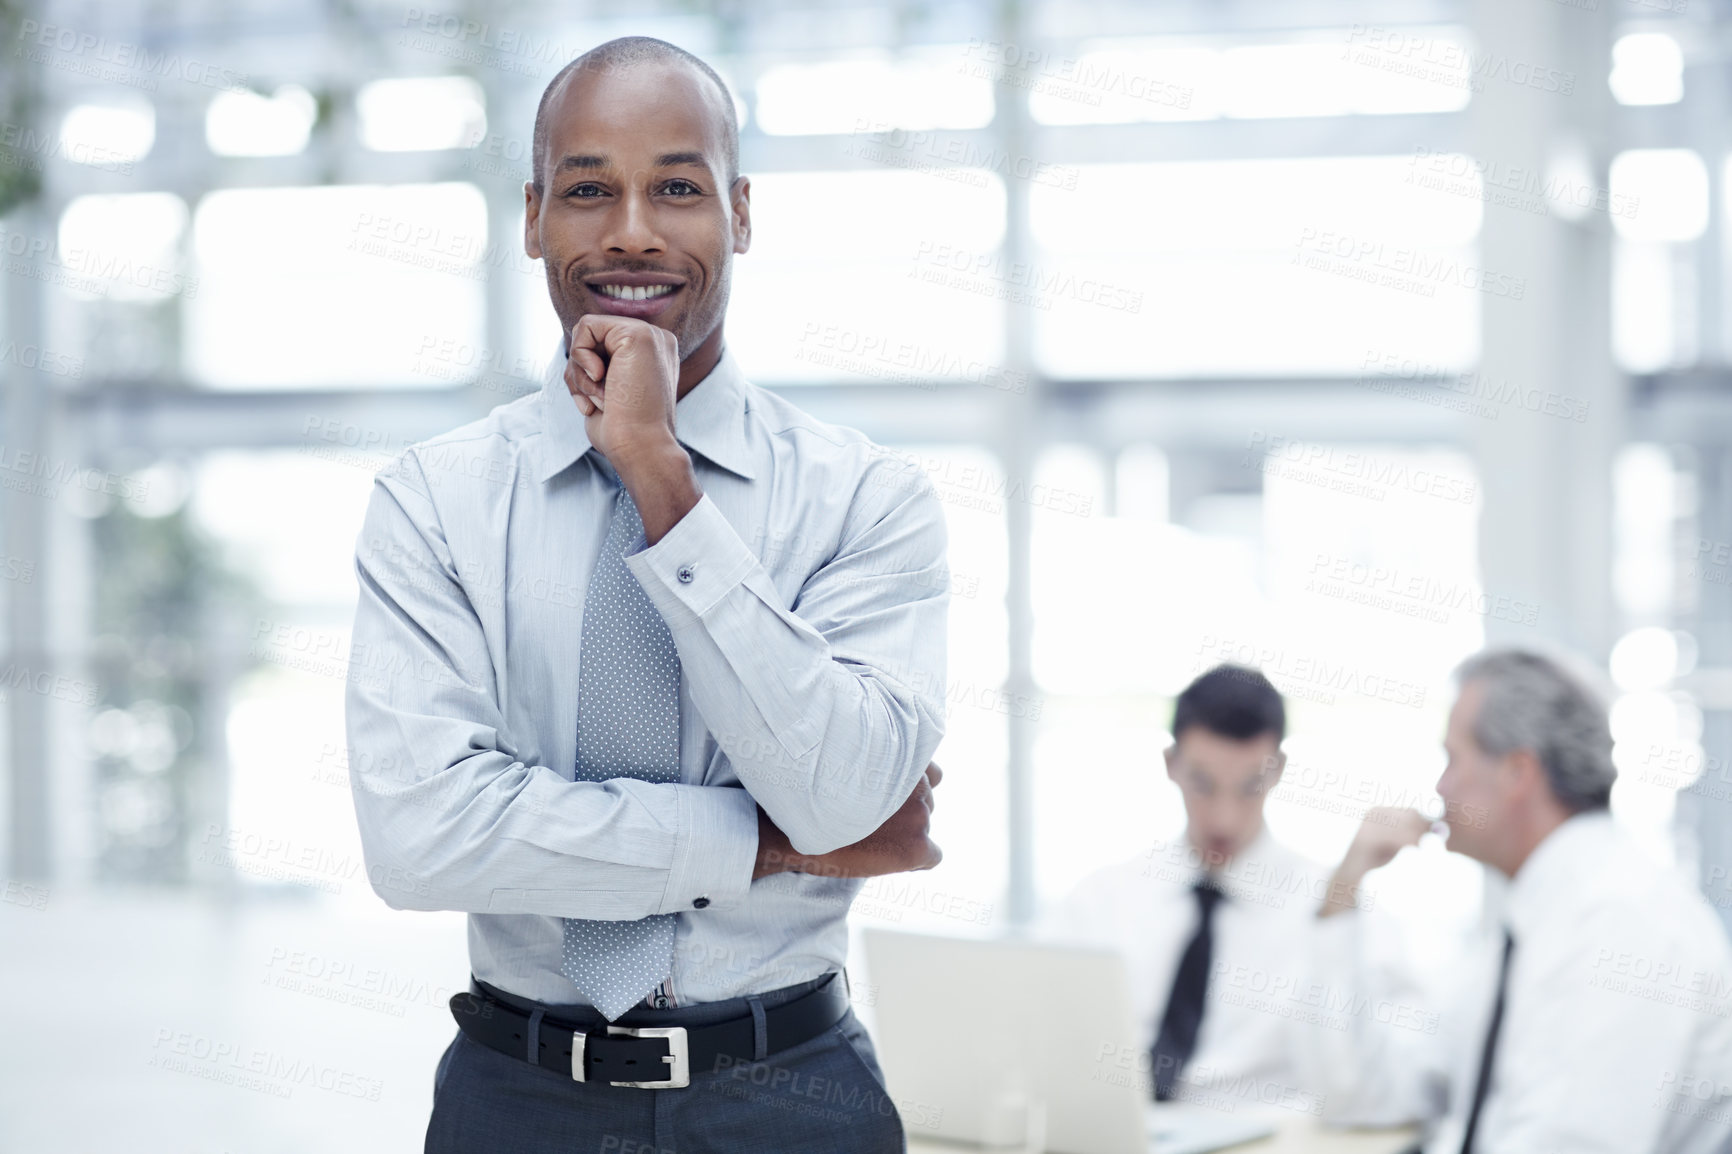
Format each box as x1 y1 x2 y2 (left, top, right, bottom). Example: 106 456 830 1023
1343 25 1576 96
1245 431 1478 507
1194 635 1428 710
1306 552 1539 628
15 19 249 90
0 121 134 174
396 8 584 78
795 321 1029 393
1358 349 1591 424
1293 228 1527 300
910 240 1145 313
1403 147 1638 222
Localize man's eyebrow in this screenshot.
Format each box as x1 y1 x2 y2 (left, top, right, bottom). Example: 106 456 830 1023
655 151 711 169
553 152 712 176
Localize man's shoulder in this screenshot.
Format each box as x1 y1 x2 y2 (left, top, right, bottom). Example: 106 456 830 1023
380 391 544 489
1251 829 1328 874
1547 820 1731 960
741 377 879 457
740 377 939 512
1040 852 1167 943
1212 834 1335 918
418 389 544 457
1071 846 1184 900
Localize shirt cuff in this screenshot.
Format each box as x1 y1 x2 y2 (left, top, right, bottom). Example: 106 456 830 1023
625 494 759 621
659 783 759 915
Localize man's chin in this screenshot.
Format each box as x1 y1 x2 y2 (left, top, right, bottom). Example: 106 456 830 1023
1441 827 1484 862
571 302 685 333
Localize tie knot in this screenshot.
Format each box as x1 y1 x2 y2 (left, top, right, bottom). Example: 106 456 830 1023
1193 878 1225 913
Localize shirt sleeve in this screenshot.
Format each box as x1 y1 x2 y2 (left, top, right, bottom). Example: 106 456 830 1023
344 451 759 919
1303 910 1448 1127
625 451 948 856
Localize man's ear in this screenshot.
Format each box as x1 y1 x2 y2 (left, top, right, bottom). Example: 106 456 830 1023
730 175 752 255
1164 743 1180 783
524 181 543 260
1265 750 1287 789
1504 748 1547 804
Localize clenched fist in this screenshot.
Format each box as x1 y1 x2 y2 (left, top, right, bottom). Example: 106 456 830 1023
565 314 700 544
565 314 682 462
1318 805 1432 917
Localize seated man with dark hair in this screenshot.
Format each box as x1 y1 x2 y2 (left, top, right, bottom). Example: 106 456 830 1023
1045 664 1363 1114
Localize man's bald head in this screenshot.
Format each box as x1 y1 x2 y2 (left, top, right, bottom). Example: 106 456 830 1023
531 36 739 195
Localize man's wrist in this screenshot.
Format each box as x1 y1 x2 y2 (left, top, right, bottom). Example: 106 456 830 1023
613 434 701 544
608 427 683 480
1318 882 1359 917
753 810 849 879
1318 861 1366 918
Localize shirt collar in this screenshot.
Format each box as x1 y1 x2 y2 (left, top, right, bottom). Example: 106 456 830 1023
1185 823 1285 904
1503 809 1612 939
534 341 758 484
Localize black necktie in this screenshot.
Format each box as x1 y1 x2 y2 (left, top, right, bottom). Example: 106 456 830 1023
1150 878 1225 1101
1459 930 1515 1154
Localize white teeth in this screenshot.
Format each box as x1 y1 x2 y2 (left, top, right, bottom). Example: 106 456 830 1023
597 284 676 301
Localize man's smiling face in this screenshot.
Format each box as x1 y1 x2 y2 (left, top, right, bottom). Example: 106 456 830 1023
524 59 750 364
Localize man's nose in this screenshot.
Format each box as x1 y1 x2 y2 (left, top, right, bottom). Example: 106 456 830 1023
605 188 664 254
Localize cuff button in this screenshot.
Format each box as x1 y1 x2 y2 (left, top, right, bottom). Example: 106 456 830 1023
693 896 711 909
676 564 696 584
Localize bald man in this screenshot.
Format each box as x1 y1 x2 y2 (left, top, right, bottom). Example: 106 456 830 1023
346 37 948 1153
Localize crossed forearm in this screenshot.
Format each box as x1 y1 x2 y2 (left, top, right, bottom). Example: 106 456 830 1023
752 762 943 880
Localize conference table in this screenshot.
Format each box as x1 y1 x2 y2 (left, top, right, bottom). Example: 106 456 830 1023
908 1119 1420 1153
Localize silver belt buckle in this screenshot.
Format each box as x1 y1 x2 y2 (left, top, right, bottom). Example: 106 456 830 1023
571 1025 691 1089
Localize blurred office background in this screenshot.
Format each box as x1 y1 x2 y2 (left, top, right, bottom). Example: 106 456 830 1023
0 0 1727 1148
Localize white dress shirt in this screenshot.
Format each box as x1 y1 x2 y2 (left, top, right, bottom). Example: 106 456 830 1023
344 347 948 1006
1044 827 1352 1118
1312 811 1732 1153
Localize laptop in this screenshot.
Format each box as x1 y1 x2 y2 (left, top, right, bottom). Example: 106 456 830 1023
861 929 1276 1154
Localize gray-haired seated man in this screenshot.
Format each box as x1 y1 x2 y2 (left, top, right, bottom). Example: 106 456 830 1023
1312 648 1732 1153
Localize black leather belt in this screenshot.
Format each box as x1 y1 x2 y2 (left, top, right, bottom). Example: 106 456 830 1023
448 972 850 1089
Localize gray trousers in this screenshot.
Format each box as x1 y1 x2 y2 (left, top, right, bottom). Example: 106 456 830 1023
425 974 906 1153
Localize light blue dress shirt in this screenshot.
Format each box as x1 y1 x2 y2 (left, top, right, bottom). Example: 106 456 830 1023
344 346 949 1006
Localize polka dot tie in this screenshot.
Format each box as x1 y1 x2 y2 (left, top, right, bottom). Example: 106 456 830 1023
560 484 682 1021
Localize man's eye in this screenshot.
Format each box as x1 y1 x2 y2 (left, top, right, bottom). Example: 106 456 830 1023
563 183 606 198
662 179 701 196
